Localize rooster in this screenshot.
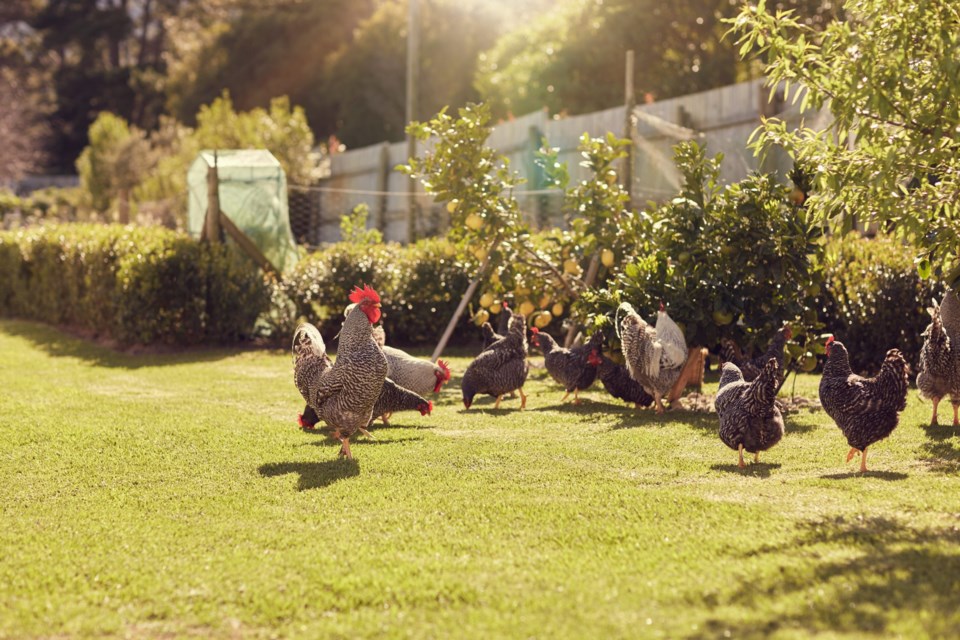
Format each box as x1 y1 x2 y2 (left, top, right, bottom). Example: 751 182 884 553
917 293 960 425
619 302 706 414
715 358 784 467
721 323 792 382
596 354 654 409
819 337 908 472
295 284 387 459
462 311 529 410
531 328 602 404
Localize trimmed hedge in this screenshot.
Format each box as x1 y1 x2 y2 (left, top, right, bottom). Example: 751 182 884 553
0 225 269 345
821 233 943 372
284 237 477 346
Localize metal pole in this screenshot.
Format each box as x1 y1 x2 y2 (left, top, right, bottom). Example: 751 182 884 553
623 50 636 207
405 0 420 244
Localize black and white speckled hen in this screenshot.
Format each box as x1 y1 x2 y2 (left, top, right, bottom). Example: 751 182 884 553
721 324 792 382
293 322 333 418
462 311 529 409
917 292 960 425
596 354 654 409
715 358 784 467
296 284 388 459
298 377 432 432
530 328 602 403
819 337 908 472
619 302 705 414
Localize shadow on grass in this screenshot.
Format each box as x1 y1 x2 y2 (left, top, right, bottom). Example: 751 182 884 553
300 435 424 447
820 470 909 481
919 423 960 474
710 462 782 477
258 458 360 490
1 319 244 368
694 515 960 638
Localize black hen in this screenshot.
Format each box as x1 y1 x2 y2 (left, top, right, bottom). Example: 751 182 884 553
819 337 909 472
596 355 654 408
531 328 602 403
715 358 784 467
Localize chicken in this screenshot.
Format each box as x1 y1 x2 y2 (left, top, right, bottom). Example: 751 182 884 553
917 293 960 425
819 337 908 472
372 325 386 348
298 377 432 432
462 311 529 409
480 322 503 351
619 302 706 414
296 284 388 459
293 322 333 413
480 302 513 351
596 355 654 409
381 346 451 397
371 378 432 426
715 358 784 467
721 324 792 382
530 328 602 404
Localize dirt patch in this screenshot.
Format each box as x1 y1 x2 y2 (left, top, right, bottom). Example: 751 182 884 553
678 392 822 414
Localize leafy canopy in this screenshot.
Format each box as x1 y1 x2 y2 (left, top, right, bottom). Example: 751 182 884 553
729 0 960 283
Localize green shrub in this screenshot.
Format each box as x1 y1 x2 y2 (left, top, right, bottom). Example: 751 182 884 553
283 237 476 346
821 233 942 372
0 224 269 346
580 142 824 361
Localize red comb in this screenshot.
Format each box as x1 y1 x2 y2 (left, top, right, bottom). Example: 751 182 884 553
297 413 306 428
349 283 380 305
530 326 540 334
428 401 433 414
659 301 665 312
502 301 509 308
826 335 835 345
437 359 451 381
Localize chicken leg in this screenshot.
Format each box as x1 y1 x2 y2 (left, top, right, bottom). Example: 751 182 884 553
519 387 527 410
654 392 666 415
358 427 376 440
754 451 760 464
860 448 868 472
561 390 572 403
931 397 940 426
333 430 354 460
573 389 582 405
738 444 745 468
953 402 959 427
494 395 503 410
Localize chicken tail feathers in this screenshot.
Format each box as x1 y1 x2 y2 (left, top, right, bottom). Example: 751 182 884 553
292 323 326 364
655 310 688 369
879 348 909 412
750 358 780 408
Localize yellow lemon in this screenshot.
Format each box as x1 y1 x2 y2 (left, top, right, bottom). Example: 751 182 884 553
446 199 459 213
475 309 490 325
563 258 579 275
519 300 536 317
479 292 494 308
465 213 484 230
474 247 488 261
601 249 615 268
534 311 552 328
552 303 564 317
539 295 552 309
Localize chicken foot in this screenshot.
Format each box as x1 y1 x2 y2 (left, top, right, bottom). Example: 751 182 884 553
846 447 868 472
654 392 666 415
333 430 354 460
561 390 571 403
519 387 527 410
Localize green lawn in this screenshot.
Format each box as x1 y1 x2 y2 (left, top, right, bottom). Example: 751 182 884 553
1 319 959 639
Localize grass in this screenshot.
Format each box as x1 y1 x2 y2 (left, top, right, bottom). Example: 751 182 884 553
1 318 959 639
